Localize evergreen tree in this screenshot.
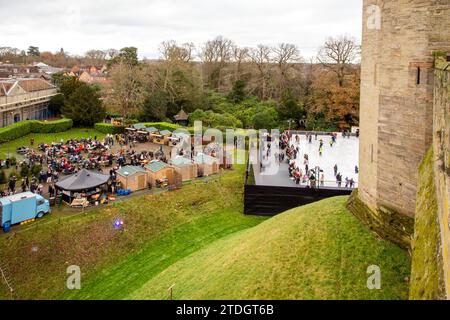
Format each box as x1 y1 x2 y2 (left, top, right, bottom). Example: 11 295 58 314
60 77 84 98
140 91 169 122
228 80 247 103
48 94 65 114
62 84 105 127
278 91 306 122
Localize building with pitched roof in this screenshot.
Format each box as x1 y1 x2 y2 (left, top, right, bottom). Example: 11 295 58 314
116 166 148 191
0 78 58 127
144 160 175 187
174 109 189 126
170 156 197 181
193 153 219 177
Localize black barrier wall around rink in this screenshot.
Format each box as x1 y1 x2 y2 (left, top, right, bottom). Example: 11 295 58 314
244 159 353 216
243 184 353 216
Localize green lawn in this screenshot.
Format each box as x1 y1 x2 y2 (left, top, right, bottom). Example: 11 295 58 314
0 128 105 160
0 165 265 300
62 208 264 300
0 140 411 300
129 197 411 300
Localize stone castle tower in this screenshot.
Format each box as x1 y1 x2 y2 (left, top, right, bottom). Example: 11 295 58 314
359 0 450 219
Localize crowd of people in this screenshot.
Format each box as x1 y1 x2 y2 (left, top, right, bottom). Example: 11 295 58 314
260 130 359 189
0 132 170 198
0 129 220 199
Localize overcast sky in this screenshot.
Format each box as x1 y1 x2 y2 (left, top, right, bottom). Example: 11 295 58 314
1 0 363 59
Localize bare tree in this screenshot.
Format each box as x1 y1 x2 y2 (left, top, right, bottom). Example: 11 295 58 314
106 62 147 118
231 46 249 82
200 36 234 90
159 41 197 93
273 43 301 96
248 45 273 100
160 41 195 63
0 47 20 62
317 35 360 87
106 49 120 60
85 50 107 66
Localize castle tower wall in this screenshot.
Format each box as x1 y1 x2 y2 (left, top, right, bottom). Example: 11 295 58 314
359 0 450 217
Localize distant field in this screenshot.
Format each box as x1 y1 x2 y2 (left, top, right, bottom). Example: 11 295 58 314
0 128 105 160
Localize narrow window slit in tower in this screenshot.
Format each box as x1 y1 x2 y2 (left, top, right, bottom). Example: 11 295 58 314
417 67 421 85
371 144 374 163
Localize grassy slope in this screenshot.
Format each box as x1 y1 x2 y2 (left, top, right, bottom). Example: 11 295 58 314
130 197 411 300
0 128 105 159
0 165 265 300
63 208 263 300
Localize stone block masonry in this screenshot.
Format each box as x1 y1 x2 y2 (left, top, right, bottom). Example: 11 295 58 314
359 0 450 218
351 1 450 299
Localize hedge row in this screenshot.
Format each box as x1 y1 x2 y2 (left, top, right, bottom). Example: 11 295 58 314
138 122 182 131
29 119 73 134
94 123 125 134
0 119 73 144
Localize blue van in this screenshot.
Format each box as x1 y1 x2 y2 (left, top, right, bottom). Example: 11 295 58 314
0 192 51 233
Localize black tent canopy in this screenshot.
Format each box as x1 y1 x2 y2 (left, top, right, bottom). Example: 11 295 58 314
56 169 110 192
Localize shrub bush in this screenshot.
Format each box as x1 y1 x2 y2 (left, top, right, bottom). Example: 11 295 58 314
138 122 182 132
94 123 125 134
8 170 18 179
8 157 17 167
30 118 73 134
0 119 73 143
20 164 29 178
0 122 32 143
31 164 43 177
0 170 6 185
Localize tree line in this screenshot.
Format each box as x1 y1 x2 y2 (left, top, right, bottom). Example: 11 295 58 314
2 35 360 130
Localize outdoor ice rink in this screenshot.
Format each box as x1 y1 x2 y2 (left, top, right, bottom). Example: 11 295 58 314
254 133 359 188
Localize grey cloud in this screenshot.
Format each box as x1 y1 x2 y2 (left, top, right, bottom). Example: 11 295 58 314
1 0 362 59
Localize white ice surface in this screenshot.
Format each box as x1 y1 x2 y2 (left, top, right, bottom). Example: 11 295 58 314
254 133 359 188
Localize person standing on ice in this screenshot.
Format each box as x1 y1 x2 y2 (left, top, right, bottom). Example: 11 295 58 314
334 164 338 177
336 173 342 187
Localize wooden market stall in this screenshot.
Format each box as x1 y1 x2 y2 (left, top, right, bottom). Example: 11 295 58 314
159 130 172 145
133 124 147 131
144 160 175 188
146 127 161 143
193 153 219 177
170 156 197 182
170 132 190 148
221 152 233 169
116 166 148 191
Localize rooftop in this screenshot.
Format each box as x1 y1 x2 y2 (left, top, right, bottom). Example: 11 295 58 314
171 156 193 167
145 160 169 173
146 127 159 133
193 153 219 164
160 130 172 136
0 78 55 97
174 109 189 121
117 166 146 177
